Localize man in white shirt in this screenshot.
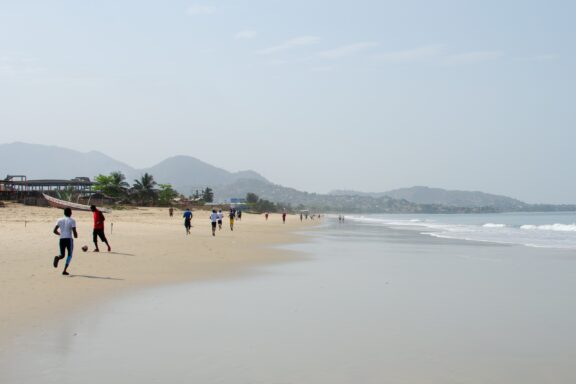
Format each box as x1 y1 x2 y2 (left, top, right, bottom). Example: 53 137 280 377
53 208 78 276
217 209 223 230
210 209 219 237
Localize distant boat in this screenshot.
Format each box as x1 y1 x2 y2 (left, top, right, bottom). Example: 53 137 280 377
42 193 110 213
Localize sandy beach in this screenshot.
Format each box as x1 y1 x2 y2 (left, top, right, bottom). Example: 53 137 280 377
0 203 310 343
2 208 576 383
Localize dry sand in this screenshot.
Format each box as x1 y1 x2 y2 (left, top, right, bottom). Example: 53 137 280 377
0 203 312 343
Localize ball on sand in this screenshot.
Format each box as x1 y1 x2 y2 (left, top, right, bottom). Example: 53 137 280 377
81 245 88 252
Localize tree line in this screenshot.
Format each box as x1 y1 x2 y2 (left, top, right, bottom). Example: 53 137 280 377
94 172 295 212
94 171 214 206
245 192 292 213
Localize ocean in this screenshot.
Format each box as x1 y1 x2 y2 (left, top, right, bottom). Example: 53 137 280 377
2 213 576 383
344 211 576 249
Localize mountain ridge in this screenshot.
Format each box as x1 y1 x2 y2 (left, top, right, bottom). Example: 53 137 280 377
0 142 267 194
331 186 527 209
2 142 573 212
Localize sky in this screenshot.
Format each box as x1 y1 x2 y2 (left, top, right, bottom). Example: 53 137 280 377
1 0 575 204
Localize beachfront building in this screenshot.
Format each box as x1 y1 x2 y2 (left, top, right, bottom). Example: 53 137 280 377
0 175 95 202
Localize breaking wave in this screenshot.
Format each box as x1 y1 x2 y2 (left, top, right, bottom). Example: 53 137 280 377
483 223 507 228
340 214 576 250
520 224 576 232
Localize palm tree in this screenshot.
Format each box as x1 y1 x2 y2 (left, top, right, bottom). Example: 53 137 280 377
94 171 130 199
133 173 157 205
109 171 129 196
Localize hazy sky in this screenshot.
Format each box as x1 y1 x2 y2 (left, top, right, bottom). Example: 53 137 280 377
1 0 574 203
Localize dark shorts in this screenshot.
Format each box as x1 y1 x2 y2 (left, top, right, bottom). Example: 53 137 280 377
59 238 73 257
217 220 222 224
184 218 191 228
93 228 107 242
211 222 217 228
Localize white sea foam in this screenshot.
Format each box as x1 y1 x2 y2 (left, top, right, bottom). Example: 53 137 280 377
483 223 506 228
341 214 576 249
520 224 576 232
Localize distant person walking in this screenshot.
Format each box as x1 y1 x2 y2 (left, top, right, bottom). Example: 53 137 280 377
169 207 174 217
217 209 223 230
282 211 287 224
265 212 269 220
183 208 193 235
237 209 242 221
229 208 235 231
210 209 219 236
300 213 303 221
91 205 111 252
53 208 78 276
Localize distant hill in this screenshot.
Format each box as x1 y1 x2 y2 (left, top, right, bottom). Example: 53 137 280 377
0 142 137 180
384 186 528 209
142 155 269 195
0 143 268 195
331 186 528 210
214 179 476 213
2 142 573 213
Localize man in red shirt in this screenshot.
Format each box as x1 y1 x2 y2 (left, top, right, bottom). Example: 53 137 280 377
90 205 111 252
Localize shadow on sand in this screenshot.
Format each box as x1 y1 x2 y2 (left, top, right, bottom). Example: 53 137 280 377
102 251 136 257
69 275 124 281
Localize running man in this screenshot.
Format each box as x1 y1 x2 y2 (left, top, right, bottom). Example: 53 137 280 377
265 212 269 220
183 207 193 235
217 209 223 230
210 209 219 236
91 205 111 252
229 208 235 231
53 207 78 276
282 210 287 224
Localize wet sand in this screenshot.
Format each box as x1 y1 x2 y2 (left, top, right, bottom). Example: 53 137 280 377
0 203 311 343
2 217 576 383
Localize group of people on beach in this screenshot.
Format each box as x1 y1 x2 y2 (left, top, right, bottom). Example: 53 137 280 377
180 207 297 236
52 205 111 276
52 205 317 276
180 207 243 237
299 212 320 221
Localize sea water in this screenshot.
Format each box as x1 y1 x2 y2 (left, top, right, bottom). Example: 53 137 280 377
2 214 576 383
345 211 576 249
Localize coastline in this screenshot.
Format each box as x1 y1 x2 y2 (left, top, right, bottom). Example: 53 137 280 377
0 203 314 344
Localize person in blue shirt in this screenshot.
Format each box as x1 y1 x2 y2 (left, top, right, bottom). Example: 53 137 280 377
183 208 193 235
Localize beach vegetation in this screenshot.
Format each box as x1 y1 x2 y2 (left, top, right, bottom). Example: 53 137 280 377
133 173 157 205
94 171 129 198
54 186 75 202
244 192 285 213
202 187 214 203
246 193 259 204
158 184 179 206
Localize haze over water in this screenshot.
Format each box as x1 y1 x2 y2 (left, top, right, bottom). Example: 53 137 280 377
2 214 575 383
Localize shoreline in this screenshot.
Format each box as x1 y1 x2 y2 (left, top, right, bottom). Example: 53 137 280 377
0 203 316 344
